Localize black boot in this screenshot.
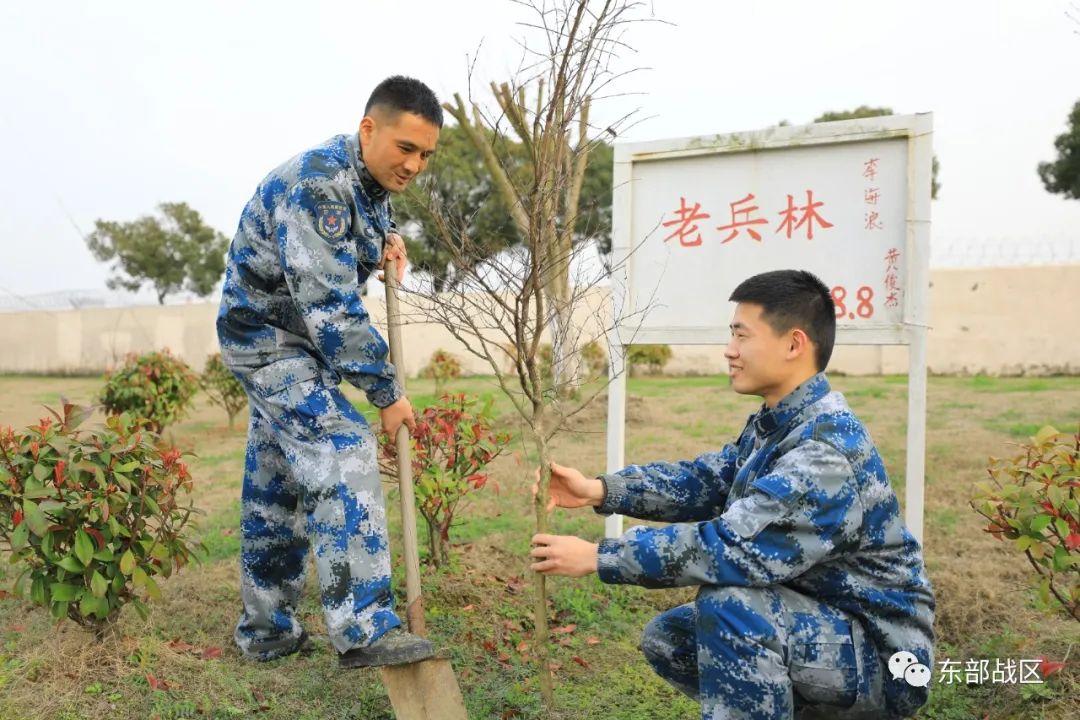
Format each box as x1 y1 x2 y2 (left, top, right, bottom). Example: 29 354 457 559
338 628 435 668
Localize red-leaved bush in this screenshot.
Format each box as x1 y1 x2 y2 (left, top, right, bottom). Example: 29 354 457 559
380 393 510 566
0 401 203 639
972 425 1079 621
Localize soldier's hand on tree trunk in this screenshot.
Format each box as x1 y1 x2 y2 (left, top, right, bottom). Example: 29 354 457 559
380 396 416 438
533 461 604 511
529 534 598 577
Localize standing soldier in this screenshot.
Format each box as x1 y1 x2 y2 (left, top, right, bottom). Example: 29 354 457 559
217 76 441 667
530 270 935 719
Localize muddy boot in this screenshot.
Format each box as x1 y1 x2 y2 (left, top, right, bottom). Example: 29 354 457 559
338 628 435 668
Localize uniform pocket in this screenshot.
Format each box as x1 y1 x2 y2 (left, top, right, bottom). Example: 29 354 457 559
723 492 785 539
723 473 808 540
246 358 327 441
789 638 858 708
247 356 322 396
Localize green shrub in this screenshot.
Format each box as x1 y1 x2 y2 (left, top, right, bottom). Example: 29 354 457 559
379 394 510 567
501 341 609 395
971 425 1079 621
199 353 247 430
100 350 198 433
419 349 463 396
581 340 609 378
0 402 204 639
626 344 672 376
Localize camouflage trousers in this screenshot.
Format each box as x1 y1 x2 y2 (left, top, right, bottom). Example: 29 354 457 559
233 357 400 660
641 585 890 720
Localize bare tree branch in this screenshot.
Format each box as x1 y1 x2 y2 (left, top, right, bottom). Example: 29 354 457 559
402 1 661 708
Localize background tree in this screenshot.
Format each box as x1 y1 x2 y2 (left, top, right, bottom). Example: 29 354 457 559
813 106 941 199
1038 99 1080 200
394 124 522 292
575 140 614 254
395 126 614 292
85 202 228 304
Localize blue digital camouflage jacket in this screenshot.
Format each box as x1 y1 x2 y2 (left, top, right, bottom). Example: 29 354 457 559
596 373 935 716
216 133 402 408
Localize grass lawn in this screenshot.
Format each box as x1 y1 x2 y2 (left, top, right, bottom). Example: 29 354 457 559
0 373 1077 719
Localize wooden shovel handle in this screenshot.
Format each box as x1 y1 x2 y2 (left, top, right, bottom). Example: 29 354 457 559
384 258 427 638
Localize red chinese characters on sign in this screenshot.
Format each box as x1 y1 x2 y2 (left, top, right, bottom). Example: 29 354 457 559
717 194 768 243
661 189 834 247
884 247 901 308
776 190 834 240
862 159 882 231
662 197 710 247
863 158 879 181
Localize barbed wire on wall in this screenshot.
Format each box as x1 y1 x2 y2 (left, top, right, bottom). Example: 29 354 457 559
0 286 213 313
930 236 1080 268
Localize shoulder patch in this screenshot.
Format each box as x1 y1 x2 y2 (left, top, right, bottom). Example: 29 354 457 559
314 201 349 240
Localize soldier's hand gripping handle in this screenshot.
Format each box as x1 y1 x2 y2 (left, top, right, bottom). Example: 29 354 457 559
380 397 416 438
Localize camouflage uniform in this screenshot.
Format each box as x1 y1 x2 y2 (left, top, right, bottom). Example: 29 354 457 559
596 373 935 719
217 133 403 660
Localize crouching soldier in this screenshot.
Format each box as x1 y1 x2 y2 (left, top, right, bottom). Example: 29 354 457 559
216 76 441 667
530 270 935 719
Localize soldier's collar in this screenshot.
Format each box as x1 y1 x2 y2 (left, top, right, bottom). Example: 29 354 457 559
346 132 389 202
753 372 831 436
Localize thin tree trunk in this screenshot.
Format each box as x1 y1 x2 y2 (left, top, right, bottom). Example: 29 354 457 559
530 409 554 708
547 250 583 398
427 520 439 568
438 525 451 567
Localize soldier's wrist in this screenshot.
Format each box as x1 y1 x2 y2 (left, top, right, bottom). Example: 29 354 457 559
591 476 607 507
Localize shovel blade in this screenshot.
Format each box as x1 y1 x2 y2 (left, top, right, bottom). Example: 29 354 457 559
379 656 468 720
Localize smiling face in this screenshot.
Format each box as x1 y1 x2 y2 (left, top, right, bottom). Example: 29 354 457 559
724 302 818 406
358 109 439 193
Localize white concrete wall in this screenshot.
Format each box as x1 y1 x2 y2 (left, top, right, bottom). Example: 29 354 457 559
1 265 1077 377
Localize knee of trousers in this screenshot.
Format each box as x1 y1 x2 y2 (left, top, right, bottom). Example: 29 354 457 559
640 612 673 668
695 585 780 645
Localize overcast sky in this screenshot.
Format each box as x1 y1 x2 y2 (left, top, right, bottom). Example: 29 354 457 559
1 0 1078 299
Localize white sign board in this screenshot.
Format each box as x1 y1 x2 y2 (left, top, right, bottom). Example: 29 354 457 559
605 114 933 541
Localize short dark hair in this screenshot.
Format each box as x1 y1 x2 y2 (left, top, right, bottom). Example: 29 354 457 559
729 269 836 371
365 75 443 127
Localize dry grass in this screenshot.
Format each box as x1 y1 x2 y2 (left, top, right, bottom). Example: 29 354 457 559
0 372 1078 719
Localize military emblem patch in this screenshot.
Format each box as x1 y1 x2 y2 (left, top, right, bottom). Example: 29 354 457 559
314 201 348 240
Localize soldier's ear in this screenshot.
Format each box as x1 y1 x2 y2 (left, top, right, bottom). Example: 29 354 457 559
359 116 376 141
788 328 811 360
